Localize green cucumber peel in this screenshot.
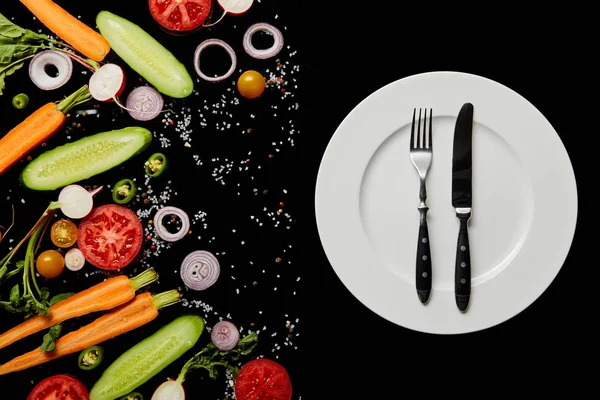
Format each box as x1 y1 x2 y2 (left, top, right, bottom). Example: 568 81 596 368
96 11 193 98
89 314 205 400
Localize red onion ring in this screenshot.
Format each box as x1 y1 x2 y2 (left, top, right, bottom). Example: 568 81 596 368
211 320 240 351
153 206 190 242
180 250 220 290
243 23 284 60
29 50 73 90
194 39 237 82
126 86 164 121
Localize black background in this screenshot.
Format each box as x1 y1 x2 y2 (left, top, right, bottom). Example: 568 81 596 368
0 0 595 399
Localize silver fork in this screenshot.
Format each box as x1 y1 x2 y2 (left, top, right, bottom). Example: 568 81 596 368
410 108 433 304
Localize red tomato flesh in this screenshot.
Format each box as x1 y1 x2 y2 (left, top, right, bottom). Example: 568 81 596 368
149 0 212 32
234 358 292 400
27 374 89 400
77 204 143 270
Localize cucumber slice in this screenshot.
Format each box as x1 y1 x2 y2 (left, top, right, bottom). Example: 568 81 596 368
21 127 152 191
90 315 204 400
96 11 194 99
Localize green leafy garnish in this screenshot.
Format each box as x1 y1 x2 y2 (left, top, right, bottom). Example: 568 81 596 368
49 292 75 306
175 331 258 384
41 324 62 352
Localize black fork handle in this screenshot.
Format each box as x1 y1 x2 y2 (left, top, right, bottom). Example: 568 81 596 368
416 204 432 304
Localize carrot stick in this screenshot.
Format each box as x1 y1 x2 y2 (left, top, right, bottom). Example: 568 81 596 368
0 290 180 375
19 0 111 61
0 268 158 350
0 85 91 176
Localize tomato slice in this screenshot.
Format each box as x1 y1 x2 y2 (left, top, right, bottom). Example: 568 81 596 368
27 374 89 400
234 358 293 400
149 0 212 32
77 204 143 270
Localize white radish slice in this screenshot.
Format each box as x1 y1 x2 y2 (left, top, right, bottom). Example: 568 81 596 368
57 185 102 219
29 50 73 90
218 0 254 15
152 380 185 400
205 0 253 26
243 23 284 59
88 63 126 102
65 248 86 271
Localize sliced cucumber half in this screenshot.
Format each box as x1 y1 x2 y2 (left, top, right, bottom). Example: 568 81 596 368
21 127 152 191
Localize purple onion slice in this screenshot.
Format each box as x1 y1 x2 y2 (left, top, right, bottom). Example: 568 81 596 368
29 50 73 90
154 206 190 242
193 39 237 82
211 320 240 351
243 23 284 60
126 86 164 121
181 250 220 290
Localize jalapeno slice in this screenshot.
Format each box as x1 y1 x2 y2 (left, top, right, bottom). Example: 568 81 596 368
12 93 29 109
112 179 137 204
144 153 167 177
119 392 144 400
77 345 104 370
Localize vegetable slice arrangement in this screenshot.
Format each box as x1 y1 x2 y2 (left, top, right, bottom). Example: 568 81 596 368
0 0 297 398
0 290 181 375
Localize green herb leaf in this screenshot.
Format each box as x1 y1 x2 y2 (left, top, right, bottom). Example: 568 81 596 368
0 61 23 95
15 260 25 269
49 292 75 306
41 324 62 352
9 284 20 305
176 332 259 384
0 13 25 39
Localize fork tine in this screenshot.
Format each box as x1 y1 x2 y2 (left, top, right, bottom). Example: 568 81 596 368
410 108 416 149
428 108 433 149
417 108 422 148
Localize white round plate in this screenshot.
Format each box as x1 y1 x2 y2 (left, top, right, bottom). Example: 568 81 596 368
315 71 578 334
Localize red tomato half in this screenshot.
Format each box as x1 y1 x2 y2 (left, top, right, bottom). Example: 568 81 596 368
27 374 89 400
77 204 143 270
234 358 293 400
149 0 212 32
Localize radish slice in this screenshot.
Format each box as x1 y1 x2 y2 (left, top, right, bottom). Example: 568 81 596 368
29 50 73 90
152 380 185 400
180 250 220 290
243 23 284 59
88 63 126 102
65 248 86 271
217 0 254 15
193 39 237 82
205 0 254 26
211 320 240 351
154 206 190 242
126 86 164 121
57 185 102 219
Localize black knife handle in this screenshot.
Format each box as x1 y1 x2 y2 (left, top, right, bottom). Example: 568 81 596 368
416 205 432 304
455 211 471 312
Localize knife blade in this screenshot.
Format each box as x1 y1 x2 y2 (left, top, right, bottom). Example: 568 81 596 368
451 102 474 312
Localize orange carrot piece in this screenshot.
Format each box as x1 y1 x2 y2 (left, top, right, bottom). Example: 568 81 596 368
0 85 90 176
0 290 180 375
19 0 111 61
0 268 158 351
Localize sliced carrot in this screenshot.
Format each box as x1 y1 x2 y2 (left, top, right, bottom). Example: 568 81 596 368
0 85 91 177
19 0 111 61
0 290 180 375
0 268 158 351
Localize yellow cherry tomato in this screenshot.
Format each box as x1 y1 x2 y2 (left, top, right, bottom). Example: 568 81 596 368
50 219 78 248
36 250 65 279
237 70 266 99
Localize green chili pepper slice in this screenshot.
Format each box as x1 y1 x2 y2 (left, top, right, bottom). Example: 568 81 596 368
12 93 29 109
77 345 104 370
144 153 167 177
112 179 137 204
119 392 144 400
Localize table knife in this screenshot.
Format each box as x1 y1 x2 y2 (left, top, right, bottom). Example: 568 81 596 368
451 103 474 312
